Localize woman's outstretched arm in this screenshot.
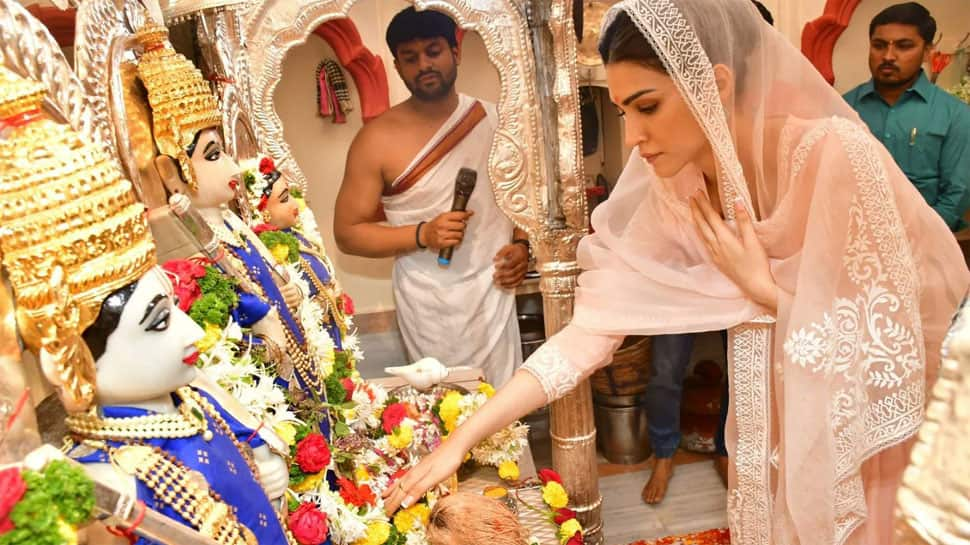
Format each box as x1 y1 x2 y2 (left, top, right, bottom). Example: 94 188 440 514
382 329 623 513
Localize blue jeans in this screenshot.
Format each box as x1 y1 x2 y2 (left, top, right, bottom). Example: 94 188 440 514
644 334 694 458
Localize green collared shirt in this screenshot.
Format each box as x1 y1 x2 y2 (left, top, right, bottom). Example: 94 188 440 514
844 70 970 231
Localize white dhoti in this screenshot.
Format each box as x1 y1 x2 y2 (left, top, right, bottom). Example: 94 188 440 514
382 94 522 386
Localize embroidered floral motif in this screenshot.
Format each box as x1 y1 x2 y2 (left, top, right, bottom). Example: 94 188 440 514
521 343 582 402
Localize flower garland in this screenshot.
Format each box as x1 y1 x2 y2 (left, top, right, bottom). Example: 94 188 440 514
518 469 583 545
256 225 302 266
162 259 299 431
435 383 528 477
0 461 95 545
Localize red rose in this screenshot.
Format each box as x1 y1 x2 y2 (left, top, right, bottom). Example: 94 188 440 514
538 469 563 485
566 531 583 545
0 468 26 534
554 508 577 525
337 477 377 507
252 223 279 235
172 281 202 312
340 293 355 316
340 378 355 401
288 502 329 545
259 157 276 175
162 259 207 283
295 433 331 473
381 403 407 434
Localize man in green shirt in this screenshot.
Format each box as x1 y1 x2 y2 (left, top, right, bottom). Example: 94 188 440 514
844 2 970 231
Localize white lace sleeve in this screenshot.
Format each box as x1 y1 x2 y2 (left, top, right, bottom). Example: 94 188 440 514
521 325 625 402
521 342 582 402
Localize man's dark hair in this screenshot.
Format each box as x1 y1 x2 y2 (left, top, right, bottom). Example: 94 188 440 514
385 7 458 58
751 0 773 26
870 2 936 44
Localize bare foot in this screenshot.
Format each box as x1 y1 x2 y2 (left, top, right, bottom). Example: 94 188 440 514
714 455 729 488
641 457 674 505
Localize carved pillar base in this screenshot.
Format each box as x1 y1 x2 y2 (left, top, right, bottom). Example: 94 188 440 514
537 238 603 545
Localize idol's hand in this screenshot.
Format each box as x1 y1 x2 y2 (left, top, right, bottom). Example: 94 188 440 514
493 243 529 289
382 437 465 514
280 281 303 309
422 211 474 251
253 444 289 500
168 193 191 216
689 191 778 313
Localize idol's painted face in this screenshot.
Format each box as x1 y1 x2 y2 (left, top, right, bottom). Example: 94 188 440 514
187 128 241 209
606 60 712 179
94 267 204 406
394 36 459 102
869 23 930 89
265 178 300 230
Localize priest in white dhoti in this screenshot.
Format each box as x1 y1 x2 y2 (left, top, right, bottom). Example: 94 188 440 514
334 7 527 386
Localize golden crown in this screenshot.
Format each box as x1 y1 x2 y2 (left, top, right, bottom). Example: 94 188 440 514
135 20 222 192
0 66 156 412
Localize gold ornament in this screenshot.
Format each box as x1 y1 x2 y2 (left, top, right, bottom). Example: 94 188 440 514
134 20 222 194
0 67 156 412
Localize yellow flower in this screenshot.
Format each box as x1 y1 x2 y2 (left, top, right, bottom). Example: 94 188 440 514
394 503 431 533
393 509 416 533
57 519 78 545
295 197 308 212
438 391 463 432
291 471 326 493
270 244 290 265
477 382 496 398
273 422 297 446
542 481 569 509
194 322 223 353
410 503 431 526
388 425 414 449
559 519 582 544
355 465 370 483
354 521 391 545
498 460 520 481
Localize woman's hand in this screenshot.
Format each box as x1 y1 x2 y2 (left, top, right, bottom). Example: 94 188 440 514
382 433 466 514
689 191 778 313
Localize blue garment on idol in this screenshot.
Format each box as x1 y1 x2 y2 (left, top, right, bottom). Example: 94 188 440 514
286 228 343 351
71 389 287 545
219 222 329 395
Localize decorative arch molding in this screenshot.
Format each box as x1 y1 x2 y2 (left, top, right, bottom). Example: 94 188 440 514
801 0 863 85
311 18 389 122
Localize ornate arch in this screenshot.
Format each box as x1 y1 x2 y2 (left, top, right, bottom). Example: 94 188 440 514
311 18 389 122
243 0 547 235
801 0 863 85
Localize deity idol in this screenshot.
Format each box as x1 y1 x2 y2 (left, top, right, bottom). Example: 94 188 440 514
0 67 291 545
133 21 328 400
246 157 354 351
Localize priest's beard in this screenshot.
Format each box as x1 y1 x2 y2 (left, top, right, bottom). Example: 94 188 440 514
407 66 458 102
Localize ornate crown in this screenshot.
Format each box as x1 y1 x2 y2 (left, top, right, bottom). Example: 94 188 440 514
135 20 222 193
0 67 156 412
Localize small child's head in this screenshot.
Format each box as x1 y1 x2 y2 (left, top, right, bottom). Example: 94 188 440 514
426 492 530 545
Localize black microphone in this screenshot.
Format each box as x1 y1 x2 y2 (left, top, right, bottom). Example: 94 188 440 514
438 167 477 266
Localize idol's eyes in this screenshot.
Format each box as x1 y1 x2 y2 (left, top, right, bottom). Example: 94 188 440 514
139 294 171 332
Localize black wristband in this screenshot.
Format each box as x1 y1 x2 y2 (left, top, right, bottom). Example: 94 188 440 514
511 238 530 250
415 221 427 249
